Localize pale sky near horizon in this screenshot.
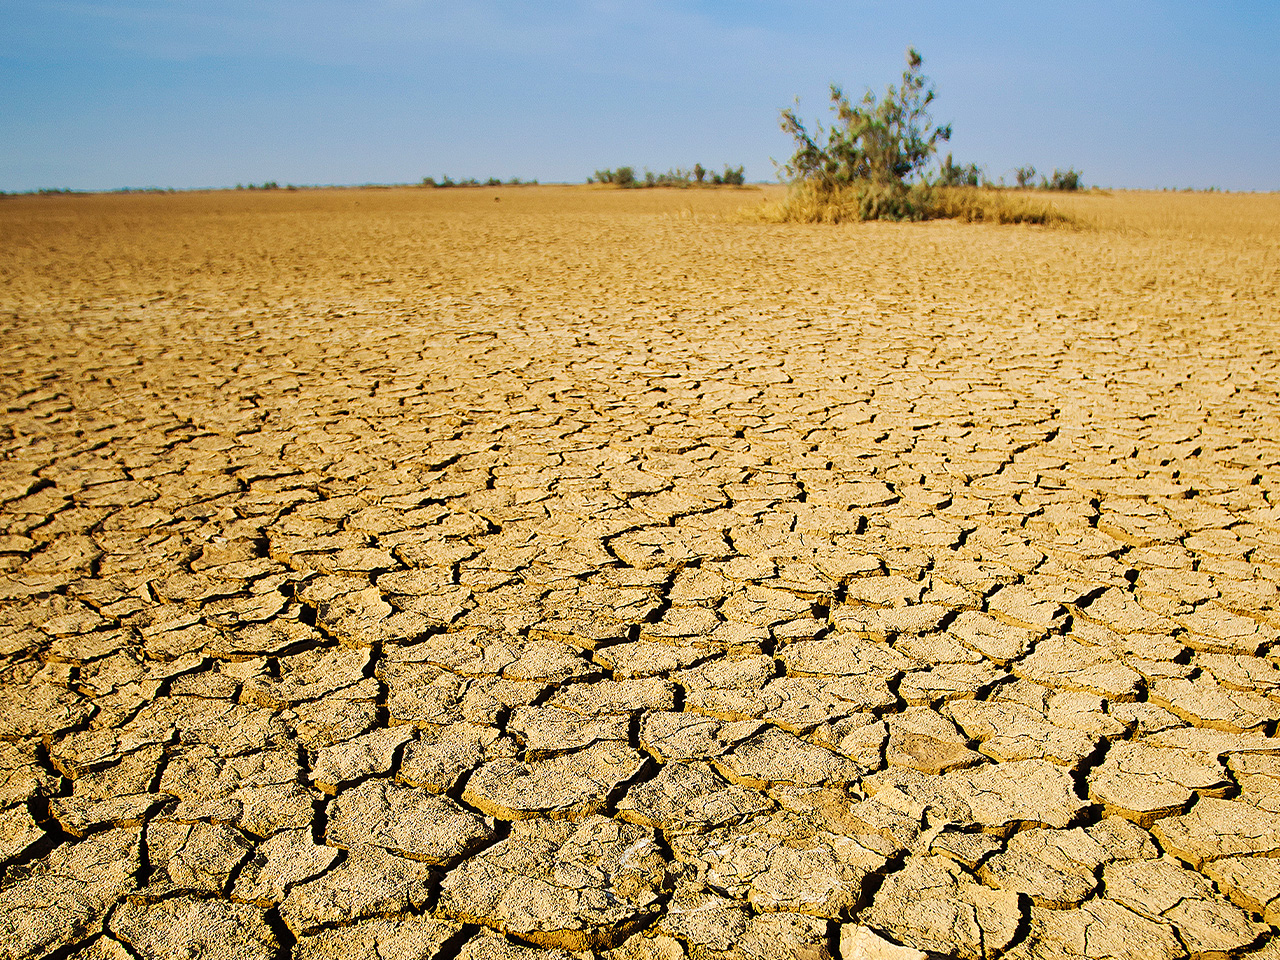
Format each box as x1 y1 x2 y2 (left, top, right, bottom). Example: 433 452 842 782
2 1 1277 193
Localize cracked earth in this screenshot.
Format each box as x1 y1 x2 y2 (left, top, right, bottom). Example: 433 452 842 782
1 185 1279 960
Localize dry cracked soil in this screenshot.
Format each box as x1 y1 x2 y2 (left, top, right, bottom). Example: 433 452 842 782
1 184 1279 960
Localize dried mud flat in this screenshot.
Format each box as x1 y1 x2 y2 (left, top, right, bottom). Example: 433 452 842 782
1 185 1279 960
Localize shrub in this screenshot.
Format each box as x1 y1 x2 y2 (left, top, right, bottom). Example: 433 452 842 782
780 48 950 194
767 49 1074 225
1014 165 1037 188
591 166 638 186
937 154 982 188
777 48 951 220
1044 167 1083 191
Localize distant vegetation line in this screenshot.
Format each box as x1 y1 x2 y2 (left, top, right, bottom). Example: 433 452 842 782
420 176 538 188
588 164 747 187
0 178 548 197
0 173 1237 200
940 159 1085 192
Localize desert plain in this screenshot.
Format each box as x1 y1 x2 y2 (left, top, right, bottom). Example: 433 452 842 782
1 184 1279 960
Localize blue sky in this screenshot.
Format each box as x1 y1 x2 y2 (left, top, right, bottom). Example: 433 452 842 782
2 1 1277 191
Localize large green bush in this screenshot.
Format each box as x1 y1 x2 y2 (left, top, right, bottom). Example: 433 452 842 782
780 48 950 212
773 49 1070 224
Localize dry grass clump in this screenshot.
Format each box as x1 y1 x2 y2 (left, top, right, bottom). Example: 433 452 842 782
749 180 1074 226
749 180 925 224
928 186 1074 225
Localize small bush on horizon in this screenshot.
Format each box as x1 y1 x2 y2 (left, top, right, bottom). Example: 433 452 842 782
937 154 982 188
1043 168 1084 191
711 165 746 186
590 166 636 186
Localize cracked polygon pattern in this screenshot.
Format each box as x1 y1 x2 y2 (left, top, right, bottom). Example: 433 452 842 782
2 187 1280 960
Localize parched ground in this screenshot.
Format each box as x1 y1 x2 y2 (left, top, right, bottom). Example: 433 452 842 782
1 185 1279 960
